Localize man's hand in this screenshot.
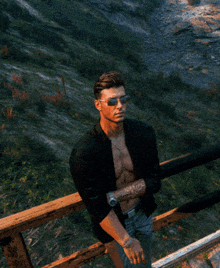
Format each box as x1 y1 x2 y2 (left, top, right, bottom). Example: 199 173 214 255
123 238 145 265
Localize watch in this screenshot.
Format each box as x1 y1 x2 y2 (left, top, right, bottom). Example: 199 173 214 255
108 192 117 207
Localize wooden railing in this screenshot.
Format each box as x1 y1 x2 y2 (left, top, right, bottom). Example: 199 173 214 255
0 143 220 268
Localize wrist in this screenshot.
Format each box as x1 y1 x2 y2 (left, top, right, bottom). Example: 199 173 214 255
120 236 132 248
123 237 133 248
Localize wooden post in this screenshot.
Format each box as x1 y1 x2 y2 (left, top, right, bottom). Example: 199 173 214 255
0 232 33 268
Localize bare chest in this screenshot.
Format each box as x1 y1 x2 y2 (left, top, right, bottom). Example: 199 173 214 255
110 138 135 189
111 137 140 211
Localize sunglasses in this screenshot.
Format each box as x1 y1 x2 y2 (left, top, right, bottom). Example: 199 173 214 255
99 95 130 106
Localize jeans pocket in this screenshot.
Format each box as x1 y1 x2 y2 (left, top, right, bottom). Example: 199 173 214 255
135 210 153 233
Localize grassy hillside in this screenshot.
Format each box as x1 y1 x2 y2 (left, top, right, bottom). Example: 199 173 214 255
1 0 220 267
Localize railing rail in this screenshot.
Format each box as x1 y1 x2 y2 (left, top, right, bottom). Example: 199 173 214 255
152 229 220 268
0 143 220 268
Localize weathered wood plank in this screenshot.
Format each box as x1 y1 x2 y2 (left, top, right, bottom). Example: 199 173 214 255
160 143 220 178
0 192 85 240
153 208 194 232
153 189 220 232
0 232 33 268
188 258 210 268
152 229 220 268
1 188 220 241
41 242 106 268
208 245 220 268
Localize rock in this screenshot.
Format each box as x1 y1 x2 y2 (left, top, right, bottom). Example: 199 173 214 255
188 258 210 268
189 18 212 33
212 31 220 37
140 0 220 89
208 247 220 268
188 0 201 5
169 229 177 235
27 237 32 245
57 253 63 260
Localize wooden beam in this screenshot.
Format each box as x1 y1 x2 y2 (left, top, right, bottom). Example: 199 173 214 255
0 232 33 268
153 189 220 232
160 143 220 178
0 192 85 240
177 190 220 213
152 229 220 268
153 208 193 232
1 187 220 242
41 242 106 268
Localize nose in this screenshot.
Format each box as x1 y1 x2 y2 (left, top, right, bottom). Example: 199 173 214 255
116 98 123 107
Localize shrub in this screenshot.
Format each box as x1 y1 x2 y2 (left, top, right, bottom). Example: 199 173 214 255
0 12 10 32
75 54 116 80
35 98 47 115
7 45 31 63
125 50 146 72
175 131 208 154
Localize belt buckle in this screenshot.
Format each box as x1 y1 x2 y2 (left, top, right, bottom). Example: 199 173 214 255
128 209 136 218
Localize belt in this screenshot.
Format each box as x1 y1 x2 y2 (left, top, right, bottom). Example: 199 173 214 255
122 202 143 219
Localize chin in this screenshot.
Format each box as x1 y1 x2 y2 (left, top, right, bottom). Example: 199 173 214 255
106 115 125 123
115 117 125 123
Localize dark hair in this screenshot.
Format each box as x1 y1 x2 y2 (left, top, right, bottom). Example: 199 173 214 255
93 71 125 99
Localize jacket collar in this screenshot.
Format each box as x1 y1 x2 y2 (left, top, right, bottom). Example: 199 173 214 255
94 118 130 142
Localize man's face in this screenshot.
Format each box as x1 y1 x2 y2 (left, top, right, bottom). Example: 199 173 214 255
95 86 127 123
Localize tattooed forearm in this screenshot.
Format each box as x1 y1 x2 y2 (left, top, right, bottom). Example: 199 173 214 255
113 179 146 202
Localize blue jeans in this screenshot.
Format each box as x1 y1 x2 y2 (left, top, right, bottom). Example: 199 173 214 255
115 209 153 268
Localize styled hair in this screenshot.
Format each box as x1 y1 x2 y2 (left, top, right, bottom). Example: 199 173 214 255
93 71 125 99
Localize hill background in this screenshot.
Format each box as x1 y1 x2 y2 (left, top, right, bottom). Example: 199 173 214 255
0 0 220 267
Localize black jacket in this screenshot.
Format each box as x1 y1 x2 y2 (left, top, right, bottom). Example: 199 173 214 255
69 118 162 243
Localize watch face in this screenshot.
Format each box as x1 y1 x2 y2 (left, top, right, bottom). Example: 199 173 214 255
110 200 117 207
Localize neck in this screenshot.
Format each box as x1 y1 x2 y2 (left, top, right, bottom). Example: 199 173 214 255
100 118 124 139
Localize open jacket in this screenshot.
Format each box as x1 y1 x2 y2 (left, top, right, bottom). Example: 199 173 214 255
69 118 162 243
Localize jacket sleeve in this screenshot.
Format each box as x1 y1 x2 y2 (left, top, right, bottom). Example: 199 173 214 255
142 123 162 194
69 147 112 224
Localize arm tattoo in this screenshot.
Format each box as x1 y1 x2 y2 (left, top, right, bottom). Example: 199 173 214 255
113 179 146 202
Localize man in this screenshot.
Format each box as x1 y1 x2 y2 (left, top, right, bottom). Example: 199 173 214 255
69 71 162 267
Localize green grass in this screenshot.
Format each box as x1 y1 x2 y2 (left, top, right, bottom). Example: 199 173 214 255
0 134 72 214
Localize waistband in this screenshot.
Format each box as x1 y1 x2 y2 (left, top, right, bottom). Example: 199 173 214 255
121 201 142 219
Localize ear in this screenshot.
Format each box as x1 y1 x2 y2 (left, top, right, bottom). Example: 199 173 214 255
94 99 101 112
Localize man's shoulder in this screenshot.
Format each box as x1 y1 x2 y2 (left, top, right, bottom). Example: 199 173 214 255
71 123 105 157
74 126 97 148
125 118 154 133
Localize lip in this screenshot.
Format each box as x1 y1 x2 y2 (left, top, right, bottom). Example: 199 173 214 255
115 113 125 116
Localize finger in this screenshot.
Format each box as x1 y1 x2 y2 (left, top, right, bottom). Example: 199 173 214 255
129 254 135 265
129 255 134 264
138 252 144 264
136 252 141 264
141 251 145 263
133 255 137 265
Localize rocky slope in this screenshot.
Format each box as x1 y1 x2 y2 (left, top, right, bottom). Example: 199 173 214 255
88 0 220 89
